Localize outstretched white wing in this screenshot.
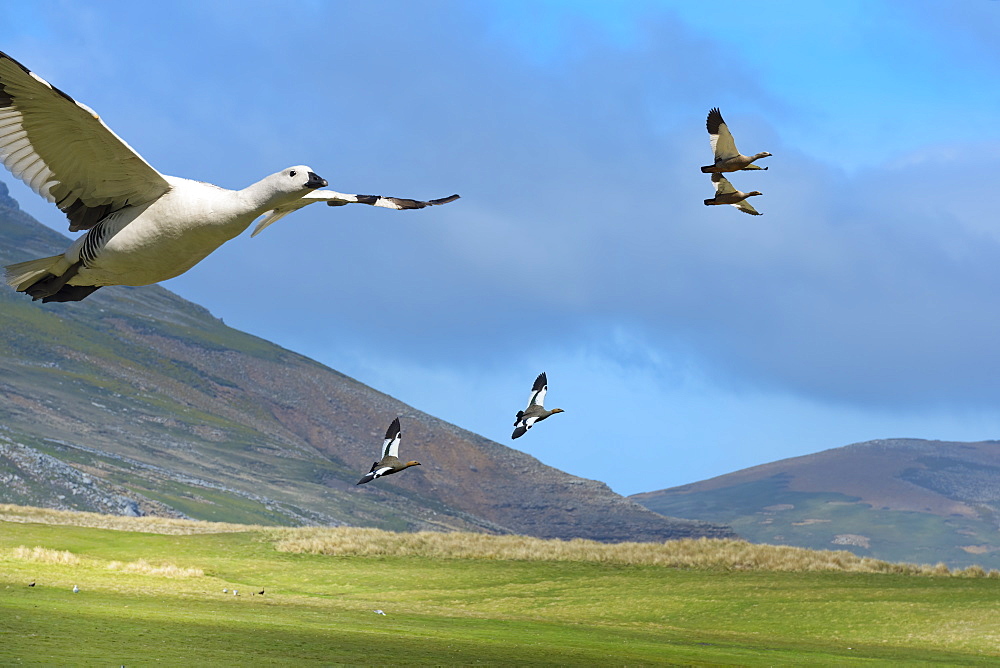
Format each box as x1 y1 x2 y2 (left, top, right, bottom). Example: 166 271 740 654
527 372 548 408
382 417 402 459
0 51 170 232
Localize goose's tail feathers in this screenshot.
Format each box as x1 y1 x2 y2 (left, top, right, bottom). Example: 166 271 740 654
5 255 62 291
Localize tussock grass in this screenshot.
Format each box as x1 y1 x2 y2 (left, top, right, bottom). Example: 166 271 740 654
106 559 204 578
7 545 202 578
9 545 80 565
0 503 263 535
4 503 998 578
272 527 1000 577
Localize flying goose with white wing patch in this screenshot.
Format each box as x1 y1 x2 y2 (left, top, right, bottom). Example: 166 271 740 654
704 172 763 215
512 372 564 439
700 107 771 173
357 417 421 485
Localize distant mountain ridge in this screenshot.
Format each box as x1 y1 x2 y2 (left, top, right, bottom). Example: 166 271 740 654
0 181 732 542
632 438 1000 568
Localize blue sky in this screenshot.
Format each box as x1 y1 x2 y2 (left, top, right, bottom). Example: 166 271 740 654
4 1 1000 496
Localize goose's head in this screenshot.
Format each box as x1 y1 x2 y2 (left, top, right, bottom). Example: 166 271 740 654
747 191 763 197
255 166 328 207
404 461 421 468
259 166 327 201
755 152 773 159
281 165 327 191
550 408 565 414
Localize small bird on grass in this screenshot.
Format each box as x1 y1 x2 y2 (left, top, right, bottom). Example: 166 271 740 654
357 417 421 485
374 610 387 616
28 581 35 587
258 588 265 596
512 372 564 439
72 585 79 593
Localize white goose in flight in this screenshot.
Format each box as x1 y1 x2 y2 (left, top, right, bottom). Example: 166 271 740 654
0 51 458 302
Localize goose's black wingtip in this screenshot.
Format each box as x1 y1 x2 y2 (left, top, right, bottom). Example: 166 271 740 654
532 372 547 391
706 107 725 134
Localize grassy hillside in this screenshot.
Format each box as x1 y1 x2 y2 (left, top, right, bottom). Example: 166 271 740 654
0 188 729 542
1 505 998 666
632 439 1000 569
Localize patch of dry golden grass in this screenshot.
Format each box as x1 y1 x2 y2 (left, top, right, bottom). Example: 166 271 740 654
0 503 262 535
106 559 204 578
4 503 997 578
6 545 203 578
271 528 1000 577
10 545 81 565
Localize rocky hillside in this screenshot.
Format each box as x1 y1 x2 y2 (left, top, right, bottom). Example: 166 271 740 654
632 438 1000 568
0 181 732 542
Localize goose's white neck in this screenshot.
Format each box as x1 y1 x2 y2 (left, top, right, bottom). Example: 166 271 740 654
238 177 295 218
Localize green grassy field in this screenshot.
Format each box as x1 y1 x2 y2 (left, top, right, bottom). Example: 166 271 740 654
1 510 999 666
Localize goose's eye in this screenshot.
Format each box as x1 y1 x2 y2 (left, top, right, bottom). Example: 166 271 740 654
289 170 297 177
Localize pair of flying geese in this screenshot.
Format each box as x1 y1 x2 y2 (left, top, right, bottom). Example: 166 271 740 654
701 107 771 216
359 372 563 485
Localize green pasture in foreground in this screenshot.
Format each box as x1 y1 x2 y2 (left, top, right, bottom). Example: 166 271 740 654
1 520 999 666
